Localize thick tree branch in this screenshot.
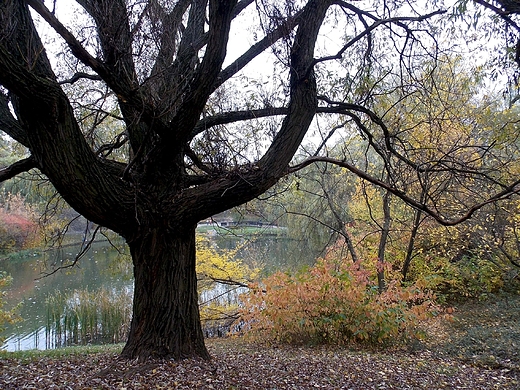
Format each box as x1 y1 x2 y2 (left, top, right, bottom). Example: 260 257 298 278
1 1 135 235
0 156 37 182
174 1 333 223
214 10 302 91
258 0 330 175
59 72 102 85
147 0 192 81
185 147 213 175
166 0 238 145
0 92 29 147
74 0 137 87
192 107 287 139
25 1 113 88
26 0 155 136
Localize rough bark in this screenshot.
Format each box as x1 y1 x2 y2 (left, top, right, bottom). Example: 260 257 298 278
122 224 209 360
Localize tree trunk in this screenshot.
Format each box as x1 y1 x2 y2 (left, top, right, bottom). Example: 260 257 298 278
401 208 423 282
402 188 426 282
377 190 391 293
121 224 210 360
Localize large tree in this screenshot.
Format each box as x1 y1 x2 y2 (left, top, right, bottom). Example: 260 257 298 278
0 0 512 360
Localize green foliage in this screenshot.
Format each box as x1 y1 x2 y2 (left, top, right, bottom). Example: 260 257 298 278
411 254 506 301
0 272 21 345
237 256 438 346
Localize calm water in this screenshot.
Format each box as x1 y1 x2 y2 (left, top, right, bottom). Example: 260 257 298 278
0 235 321 351
1 240 132 351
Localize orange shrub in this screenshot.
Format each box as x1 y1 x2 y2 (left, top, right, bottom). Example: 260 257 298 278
236 257 439 346
0 214 38 252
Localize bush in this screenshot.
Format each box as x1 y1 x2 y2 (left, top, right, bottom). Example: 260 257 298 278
236 257 438 346
411 254 507 301
0 193 39 252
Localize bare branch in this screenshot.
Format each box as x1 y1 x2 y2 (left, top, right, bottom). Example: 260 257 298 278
96 132 128 158
0 156 37 182
316 97 508 187
312 9 447 67
59 72 103 85
37 225 102 279
288 156 520 226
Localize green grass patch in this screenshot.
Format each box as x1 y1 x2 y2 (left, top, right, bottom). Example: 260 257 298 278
196 225 287 237
0 343 123 361
421 293 520 369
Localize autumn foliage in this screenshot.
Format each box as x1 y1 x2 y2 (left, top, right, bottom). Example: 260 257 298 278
0 193 38 252
196 236 258 327
237 256 438 346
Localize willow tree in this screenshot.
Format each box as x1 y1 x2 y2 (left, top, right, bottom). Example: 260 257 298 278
0 0 450 359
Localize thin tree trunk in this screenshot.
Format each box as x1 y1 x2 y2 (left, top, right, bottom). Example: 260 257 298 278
323 186 359 263
377 190 391 292
402 188 427 282
121 224 210 360
401 208 423 282
343 228 359 263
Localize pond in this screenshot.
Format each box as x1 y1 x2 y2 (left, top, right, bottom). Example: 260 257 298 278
0 234 321 351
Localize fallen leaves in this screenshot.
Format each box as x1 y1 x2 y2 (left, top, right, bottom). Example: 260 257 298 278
2 295 520 389
0 339 518 389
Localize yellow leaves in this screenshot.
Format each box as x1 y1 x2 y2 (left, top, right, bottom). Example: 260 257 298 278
196 236 258 325
196 236 258 290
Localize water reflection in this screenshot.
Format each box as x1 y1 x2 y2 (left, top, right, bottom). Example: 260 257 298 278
1 235 320 351
1 240 131 351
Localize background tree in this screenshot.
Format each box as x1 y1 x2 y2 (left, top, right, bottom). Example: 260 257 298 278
284 53 520 297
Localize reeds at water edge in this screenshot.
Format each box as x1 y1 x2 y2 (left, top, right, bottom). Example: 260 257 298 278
45 287 132 348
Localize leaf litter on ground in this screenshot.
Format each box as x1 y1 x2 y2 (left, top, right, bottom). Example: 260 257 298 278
1 294 520 389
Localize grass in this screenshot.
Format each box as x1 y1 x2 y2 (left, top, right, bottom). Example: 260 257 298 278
0 343 123 361
426 293 520 368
